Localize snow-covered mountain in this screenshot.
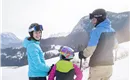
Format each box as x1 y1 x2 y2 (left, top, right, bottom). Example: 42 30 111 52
49 32 70 37
1 32 22 49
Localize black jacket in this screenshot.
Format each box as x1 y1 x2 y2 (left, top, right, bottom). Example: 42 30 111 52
56 69 75 80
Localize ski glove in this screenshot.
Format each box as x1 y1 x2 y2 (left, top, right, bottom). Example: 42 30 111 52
48 64 54 75
78 51 86 59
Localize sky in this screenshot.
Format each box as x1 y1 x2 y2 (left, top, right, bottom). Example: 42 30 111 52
2 0 130 40
0 0 2 34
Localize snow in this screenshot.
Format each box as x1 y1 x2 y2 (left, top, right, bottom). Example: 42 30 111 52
1 53 7 56
12 46 23 49
1 32 22 45
1 57 129 80
1 32 20 41
114 41 129 60
1 41 129 80
1 51 24 59
1 57 60 80
111 57 129 80
46 45 61 55
111 13 128 19
46 50 59 55
16 52 24 59
49 32 70 37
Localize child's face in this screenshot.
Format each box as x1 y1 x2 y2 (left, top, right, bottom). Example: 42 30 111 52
33 31 42 40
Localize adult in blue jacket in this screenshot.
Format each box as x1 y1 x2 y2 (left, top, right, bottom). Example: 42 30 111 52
23 23 50 80
79 9 117 80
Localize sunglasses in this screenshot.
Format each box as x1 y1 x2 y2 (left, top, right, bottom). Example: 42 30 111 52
28 25 43 32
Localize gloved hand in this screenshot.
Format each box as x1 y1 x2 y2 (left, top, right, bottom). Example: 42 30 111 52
48 64 54 75
78 51 86 59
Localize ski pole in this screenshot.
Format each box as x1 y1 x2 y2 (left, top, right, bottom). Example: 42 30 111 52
80 58 82 69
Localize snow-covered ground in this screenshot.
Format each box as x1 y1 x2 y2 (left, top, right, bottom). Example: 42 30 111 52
1 56 129 80
111 57 129 80
1 41 130 80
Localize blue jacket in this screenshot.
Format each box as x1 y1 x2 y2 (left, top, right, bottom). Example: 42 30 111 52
88 18 115 47
23 37 50 77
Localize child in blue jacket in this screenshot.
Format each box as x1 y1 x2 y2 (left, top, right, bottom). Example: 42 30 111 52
23 23 50 80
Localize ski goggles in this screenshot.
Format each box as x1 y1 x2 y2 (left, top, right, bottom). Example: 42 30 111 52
28 25 43 32
89 13 103 19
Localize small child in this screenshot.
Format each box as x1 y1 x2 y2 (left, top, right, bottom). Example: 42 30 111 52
48 46 83 80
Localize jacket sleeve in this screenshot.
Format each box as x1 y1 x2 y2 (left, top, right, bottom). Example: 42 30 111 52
27 44 50 72
73 64 83 80
83 46 96 58
83 28 102 58
48 65 56 80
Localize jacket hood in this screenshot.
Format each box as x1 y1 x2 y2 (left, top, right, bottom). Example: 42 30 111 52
23 37 40 48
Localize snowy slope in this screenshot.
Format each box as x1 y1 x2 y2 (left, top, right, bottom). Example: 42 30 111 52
2 41 129 80
2 57 129 80
111 57 129 80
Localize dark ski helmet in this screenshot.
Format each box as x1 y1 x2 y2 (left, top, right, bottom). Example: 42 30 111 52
28 23 43 41
89 8 106 19
89 8 107 26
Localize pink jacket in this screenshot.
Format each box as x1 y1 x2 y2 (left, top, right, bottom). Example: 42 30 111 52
48 64 83 80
